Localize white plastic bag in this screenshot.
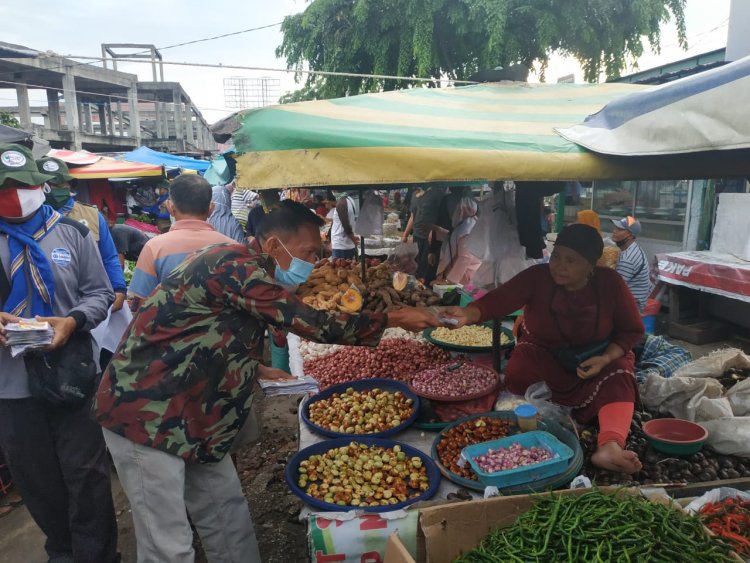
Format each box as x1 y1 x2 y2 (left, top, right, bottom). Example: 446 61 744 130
387 242 418 275
685 487 750 515
467 188 535 288
728 377 750 417
701 417 750 458
354 192 384 237
494 391 526 412
524 382 572 424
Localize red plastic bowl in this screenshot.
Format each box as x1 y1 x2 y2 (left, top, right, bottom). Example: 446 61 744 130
642 418 708 455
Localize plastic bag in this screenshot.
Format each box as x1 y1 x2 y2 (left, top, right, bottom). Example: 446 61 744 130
685 487 750 515
387 242 418 274
701 417 750 458
494 391 526 412
728 378 750 416
354 192 384 237
523 382 572 424
466 188 535 287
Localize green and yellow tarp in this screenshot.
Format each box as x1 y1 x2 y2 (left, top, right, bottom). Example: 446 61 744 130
232 81 750 189
232 82 641 189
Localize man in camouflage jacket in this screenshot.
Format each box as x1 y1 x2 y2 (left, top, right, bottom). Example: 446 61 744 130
94 200 438 563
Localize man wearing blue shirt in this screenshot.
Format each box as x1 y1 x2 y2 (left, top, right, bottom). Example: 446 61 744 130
38 157 127 312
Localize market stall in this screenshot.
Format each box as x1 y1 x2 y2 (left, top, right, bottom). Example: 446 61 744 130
214 57 750 563
46 148 165 231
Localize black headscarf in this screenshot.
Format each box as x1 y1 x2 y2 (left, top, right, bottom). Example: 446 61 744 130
554 224 603 265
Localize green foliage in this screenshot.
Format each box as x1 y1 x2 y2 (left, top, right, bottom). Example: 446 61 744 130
277 0 687 102
0 111 20 128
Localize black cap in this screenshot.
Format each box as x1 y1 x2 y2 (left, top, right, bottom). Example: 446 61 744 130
554 224 604 265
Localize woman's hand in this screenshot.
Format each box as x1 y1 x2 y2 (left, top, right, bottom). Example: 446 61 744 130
577 343 625 379
438 305 481 329
387 307 441 331
576 355 610 379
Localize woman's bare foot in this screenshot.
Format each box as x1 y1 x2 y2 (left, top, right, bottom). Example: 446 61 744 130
591 441 642 474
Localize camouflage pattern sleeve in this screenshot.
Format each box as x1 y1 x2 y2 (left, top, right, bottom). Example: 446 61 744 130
216 255 387 347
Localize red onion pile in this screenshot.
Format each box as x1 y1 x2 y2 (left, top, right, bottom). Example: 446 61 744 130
473 442 554 473
304 339 453 390
410 363 497 400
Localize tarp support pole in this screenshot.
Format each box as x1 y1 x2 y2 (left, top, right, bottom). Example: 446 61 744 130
555 188 565 233
492 319 502 373
359 190 366 282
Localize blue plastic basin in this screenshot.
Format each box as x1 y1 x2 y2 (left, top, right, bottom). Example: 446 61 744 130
462 431 574 488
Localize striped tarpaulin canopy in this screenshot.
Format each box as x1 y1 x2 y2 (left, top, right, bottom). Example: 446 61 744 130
69 157 164 179
48 148 101 166
232 82 652 189
558 55 750 157
233 79 750 189
48 149 164 179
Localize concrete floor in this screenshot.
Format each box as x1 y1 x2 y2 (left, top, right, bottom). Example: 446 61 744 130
0 474 135 563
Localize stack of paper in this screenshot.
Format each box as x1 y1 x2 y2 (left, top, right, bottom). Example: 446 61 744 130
258 375 319 397
5 320 54 357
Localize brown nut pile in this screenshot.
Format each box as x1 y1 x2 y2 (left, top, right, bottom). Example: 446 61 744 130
436 417 512 480
308 387 415 434
297 443 429 507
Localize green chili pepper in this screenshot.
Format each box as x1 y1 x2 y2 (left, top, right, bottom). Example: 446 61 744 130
454 489 736 563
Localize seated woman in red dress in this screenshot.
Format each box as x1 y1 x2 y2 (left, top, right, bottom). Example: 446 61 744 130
444 224 645 474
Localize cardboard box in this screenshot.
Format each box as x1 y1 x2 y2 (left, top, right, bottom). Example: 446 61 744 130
384 532 416 563
384 487 685 563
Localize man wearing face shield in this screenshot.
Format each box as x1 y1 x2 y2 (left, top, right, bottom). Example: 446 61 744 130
37 156 128 313
0 144 118 562
94 200 440 563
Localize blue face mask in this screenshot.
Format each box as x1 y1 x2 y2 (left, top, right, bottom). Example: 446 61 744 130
273 238 315 287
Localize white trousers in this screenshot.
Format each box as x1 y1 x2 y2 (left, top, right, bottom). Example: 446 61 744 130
103 429 261 563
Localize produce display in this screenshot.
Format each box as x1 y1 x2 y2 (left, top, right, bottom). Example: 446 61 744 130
429 325 509 348
297 258 367 313
297 258 441 314
410 363 498 400
298 327 424 363
700 497 750 557
307 387 415 434
435 417 512 480
304 338 453 389
454 489 735 563
296 442 429 507
580 411 750 486
472 443 553 473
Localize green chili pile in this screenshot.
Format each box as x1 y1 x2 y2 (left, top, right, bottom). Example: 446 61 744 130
455 489 735 562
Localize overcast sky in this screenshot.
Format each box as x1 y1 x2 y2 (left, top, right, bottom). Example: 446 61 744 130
1 0 732 124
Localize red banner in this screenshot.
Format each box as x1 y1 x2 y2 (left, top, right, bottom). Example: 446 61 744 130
657 251 750 302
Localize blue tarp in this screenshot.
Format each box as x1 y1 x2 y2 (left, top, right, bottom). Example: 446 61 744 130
123 146 210 172
558 55 750 157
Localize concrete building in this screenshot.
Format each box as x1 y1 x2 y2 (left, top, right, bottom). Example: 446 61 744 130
0 42 215 154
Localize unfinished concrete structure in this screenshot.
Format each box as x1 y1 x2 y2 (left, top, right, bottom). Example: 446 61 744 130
0 42 215 154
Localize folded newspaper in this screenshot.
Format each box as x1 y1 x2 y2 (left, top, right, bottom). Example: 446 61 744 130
258 375 319 397
5 320 54 357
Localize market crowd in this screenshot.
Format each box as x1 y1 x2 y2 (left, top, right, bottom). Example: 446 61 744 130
0 142 656 562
